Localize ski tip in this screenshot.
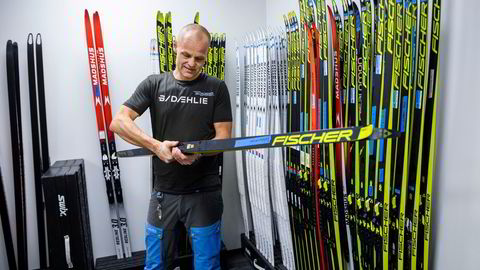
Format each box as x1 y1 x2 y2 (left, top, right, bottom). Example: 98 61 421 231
157 11 164 21
27 33 33 44
36 33 42 45
194 11 200 24
93 11 100 21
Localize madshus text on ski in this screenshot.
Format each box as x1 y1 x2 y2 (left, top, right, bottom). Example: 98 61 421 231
230 0 440 270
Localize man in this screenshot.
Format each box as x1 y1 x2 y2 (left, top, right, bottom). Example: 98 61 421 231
110 24 232 270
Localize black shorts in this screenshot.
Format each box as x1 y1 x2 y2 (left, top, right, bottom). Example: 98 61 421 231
145 189 224 270
147 189 223 229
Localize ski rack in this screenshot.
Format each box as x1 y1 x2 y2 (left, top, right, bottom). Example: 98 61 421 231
241 233 288 270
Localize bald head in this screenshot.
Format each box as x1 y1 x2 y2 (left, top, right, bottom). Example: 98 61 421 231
176 24 211 47
173 24 211 81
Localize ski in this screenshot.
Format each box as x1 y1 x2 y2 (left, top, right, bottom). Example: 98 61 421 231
407 1 429 268
0 165 17 269
358 0 375 268
219 34 226 81
156 11 167 73
309 1 329 269
372 0 396 268
386 1 405 267
92 11 132 258
27 32 48 268
396 1 416 269
235 42 253 245
246 31 262 262
344 1 359 265
165 12 173 72
117 126 399 157
285 13 304 269
213 34 219 79
417 1 441 268
35 33 51 175
6 39 28 270
370 0 387 268
299 1 316 268
270 29 296 270
260 29 275 265
84 10 126 259
194 11 200 24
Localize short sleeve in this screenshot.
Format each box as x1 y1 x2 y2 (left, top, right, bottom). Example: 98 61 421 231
123 75 155 116
213 81 233 123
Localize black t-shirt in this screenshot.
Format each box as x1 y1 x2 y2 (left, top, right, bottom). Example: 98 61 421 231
124 72 232 193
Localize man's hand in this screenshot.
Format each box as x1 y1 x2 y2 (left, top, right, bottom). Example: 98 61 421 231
172 147 201 165
152 140 178 163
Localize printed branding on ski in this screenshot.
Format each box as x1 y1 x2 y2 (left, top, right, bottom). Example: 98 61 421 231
97 48 108 85
58 195 68 217
88 48 98 85
271 130 354 146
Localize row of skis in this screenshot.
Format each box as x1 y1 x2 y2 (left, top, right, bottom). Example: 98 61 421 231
234 0 441 269
2 34 51 270
150 11 226 80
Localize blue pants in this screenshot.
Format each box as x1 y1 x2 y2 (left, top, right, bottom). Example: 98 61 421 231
144 190 223 270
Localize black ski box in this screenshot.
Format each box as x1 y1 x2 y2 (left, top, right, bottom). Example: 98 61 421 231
42 159 93 269
51 159 93 269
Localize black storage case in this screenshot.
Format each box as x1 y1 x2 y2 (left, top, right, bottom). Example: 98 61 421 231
42 159 93 269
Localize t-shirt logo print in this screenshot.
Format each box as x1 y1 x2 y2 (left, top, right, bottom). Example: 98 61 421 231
193 91 214 97
158 92 209 105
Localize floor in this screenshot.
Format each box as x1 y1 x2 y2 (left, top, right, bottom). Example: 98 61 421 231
93 248 255 269
221 249 254 270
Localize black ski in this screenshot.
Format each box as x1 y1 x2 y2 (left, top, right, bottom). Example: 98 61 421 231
36 34 51 174
6 40 28 270
27 32 48 268
0 165 17 270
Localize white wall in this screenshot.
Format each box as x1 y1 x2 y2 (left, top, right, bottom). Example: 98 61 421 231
265 0 480 269
0 0 266 269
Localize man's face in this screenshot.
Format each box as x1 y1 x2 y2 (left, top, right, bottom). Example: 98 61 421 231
174 33 209 81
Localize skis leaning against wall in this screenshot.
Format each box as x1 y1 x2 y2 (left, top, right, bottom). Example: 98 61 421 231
84 10 132 259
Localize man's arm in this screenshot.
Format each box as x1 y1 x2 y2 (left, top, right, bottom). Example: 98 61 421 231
110 105 177 163
211 121 232 140
172 121 232 164
203 121 232 157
